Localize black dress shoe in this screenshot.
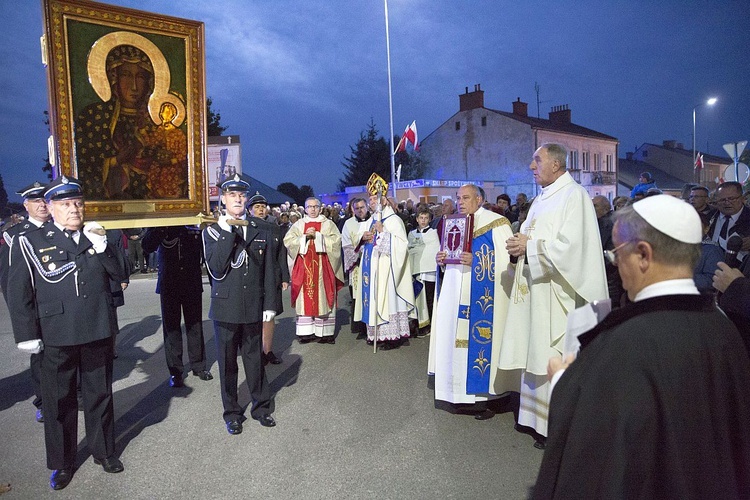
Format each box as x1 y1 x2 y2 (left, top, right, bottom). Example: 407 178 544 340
298 334 316 344
533 438 546 450
36 408 44 423
226 420 242 435
50 468 73 490
265 351 282 364
474 410 495 420
192 370 213 381
169 375 184 388
318 336 335 344
94 457 124 473
257 415 276 427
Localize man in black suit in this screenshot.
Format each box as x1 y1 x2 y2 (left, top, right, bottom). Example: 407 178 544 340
142 225 212 387
8 176 128 490
708 181 750 260
1 181 51 423
202 175 279 435
247 192 289 365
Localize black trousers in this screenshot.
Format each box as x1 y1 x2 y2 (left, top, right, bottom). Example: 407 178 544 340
30 351 43 409
213 320 273 422
41 337 115 469
161 291 206 376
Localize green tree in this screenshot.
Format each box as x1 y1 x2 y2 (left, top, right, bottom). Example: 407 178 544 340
207 97 228 137
299 185 315 201
277 182 302 205
0 173 8 217
338 120 391 191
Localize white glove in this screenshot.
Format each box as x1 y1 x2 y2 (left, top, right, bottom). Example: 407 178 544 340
262 310 276 322
83 221 107 253
17 339 43 354
218 214 232 233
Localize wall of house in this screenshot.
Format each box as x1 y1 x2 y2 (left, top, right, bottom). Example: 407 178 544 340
420 109 537 199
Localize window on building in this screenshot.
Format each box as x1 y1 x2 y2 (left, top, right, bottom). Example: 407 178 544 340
582 151 590 172
569 150 579 170
455 121 461 131
481 116 487 126
593 153 601 172
605 154 614 172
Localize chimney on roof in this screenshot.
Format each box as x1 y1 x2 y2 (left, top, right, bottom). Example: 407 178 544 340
512 97 528 117
459 83 484 111
549 104 571 124
663 140 677 149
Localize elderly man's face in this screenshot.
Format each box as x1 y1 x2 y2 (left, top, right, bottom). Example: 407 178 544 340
48 197 85 231
222 190 248 218
24 197 50 222
530 147 560 188
442 199 455 215
456 186 482 215
715 186 744 216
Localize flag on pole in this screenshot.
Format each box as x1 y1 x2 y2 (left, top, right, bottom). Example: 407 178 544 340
395 120 419 153
694 152 704 174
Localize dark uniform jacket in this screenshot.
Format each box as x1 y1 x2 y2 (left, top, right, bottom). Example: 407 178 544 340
142 225 204 295
251 217 289 314
8 222 128 346
202 220 278 324
1 217 43 301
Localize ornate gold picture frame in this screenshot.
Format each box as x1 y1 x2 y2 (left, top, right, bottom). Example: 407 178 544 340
42 0 208 224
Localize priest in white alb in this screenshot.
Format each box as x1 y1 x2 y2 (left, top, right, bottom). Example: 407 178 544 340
429 184 514 415
502 143 608 446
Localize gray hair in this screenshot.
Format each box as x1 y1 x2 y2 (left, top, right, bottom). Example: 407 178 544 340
614 205 701 268
541 143 568 170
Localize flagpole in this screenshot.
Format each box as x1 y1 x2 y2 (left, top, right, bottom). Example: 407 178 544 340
384 0 397 201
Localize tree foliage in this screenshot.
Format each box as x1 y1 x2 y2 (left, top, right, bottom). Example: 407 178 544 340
338 120 391 192
0 174 8 217
338 120 428 192
277 182 302 205
299 185 315 201
207 97 228 137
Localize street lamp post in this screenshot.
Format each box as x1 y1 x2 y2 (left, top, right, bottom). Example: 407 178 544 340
692 97 718 170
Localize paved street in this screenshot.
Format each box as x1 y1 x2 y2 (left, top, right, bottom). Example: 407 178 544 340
0 276 542 499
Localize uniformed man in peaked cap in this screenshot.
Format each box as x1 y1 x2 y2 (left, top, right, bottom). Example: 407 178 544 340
7 175 128 490
202 175 278 435
0 181 51 423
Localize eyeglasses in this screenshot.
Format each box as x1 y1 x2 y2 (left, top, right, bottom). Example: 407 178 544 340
716 196 742 204
305 204 321 209
604 240 633 265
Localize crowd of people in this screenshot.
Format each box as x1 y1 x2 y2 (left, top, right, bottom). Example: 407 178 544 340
2 144 750 494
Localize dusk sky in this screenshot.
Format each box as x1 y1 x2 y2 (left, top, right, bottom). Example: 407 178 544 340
1 0 748 203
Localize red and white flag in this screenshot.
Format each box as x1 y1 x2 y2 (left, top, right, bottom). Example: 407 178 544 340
694 152 704 173
395 120 419 153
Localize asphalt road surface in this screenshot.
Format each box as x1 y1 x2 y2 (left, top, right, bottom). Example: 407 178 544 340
0 276 542 499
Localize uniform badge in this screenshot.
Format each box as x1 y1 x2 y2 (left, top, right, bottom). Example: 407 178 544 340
88 248 96 255
42 255 50 263
48 262 57 271
259 249 264 255
46 231 55 237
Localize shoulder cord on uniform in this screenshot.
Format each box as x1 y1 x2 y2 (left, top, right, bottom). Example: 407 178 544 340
4 233 13 267
202 225 246 282
19 235 78 289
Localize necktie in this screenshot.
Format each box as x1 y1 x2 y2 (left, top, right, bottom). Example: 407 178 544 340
720 215 731 239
